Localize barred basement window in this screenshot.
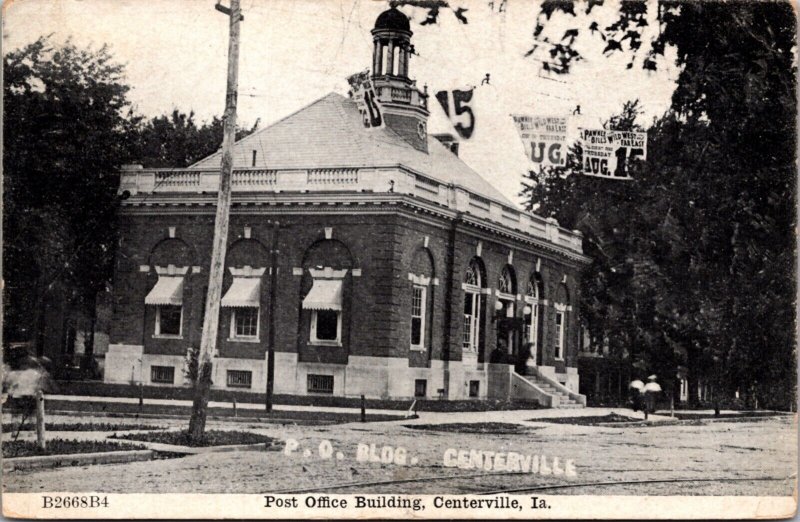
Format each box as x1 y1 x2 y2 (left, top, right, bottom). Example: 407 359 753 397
414 379 427 398
227 370 252 388
307 374 334 394
151 365 175 384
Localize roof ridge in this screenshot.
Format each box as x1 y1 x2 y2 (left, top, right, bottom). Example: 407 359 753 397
188 92 346 168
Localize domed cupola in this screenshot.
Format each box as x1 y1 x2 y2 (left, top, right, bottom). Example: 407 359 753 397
370 6 430 152
374 6 411 32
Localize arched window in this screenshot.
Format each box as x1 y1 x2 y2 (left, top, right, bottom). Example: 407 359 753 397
300 239 355 350
524 273 544 365
498 266 515 295
554 283 570 360
464 260 482 287
495 265 517 356
409 248 435 352
462 259 485 355
526 279 539 299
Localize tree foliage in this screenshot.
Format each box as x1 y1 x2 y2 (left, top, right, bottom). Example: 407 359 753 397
129 110 259 169
3 38 259 351
4 37 136 345
522 1 796 409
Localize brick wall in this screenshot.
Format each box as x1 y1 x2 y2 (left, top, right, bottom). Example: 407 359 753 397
110 205 584 375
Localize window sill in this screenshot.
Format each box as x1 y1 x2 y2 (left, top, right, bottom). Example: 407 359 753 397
410 346 426 352
153 334 183 340
227 337 261 343
309 340 342 347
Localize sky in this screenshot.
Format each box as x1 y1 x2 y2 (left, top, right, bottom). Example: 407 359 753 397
3 0 680 206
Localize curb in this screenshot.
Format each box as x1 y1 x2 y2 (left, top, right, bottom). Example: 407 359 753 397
3 449 154 471
109 438 278 455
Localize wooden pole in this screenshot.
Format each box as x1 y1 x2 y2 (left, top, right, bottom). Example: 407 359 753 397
35 390 46 450
188 0 242 443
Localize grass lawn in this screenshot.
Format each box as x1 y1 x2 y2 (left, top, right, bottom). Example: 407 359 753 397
669 411 793 420
403 422 542 434
2 422 166 433
533 413 643 425
111 429 281 448
3 439 145 459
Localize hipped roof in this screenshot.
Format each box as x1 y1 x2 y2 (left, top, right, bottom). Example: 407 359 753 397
190 92 515 207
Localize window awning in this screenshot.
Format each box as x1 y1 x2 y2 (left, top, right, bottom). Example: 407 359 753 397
302 279 343 311
221 277 261 308
144 277 184 306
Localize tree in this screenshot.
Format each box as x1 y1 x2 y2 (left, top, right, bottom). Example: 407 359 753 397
3 38 260 371
523 1 796 410
4 37 137 355
129 110 259 169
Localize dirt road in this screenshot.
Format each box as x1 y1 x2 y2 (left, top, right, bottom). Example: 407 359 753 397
3 412 796 496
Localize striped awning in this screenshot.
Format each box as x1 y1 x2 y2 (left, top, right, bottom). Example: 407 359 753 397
302 279 342 311
221 277 261 308
144 277 184 306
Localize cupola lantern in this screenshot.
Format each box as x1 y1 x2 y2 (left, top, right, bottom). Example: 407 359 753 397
370 6 430 152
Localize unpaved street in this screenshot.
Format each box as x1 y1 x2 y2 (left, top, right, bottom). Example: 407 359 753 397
3 410 796 496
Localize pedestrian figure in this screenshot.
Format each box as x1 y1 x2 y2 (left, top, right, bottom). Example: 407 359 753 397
515 342 533 374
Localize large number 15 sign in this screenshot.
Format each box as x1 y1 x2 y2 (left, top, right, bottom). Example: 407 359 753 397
435 89 475 139
613 147 645 177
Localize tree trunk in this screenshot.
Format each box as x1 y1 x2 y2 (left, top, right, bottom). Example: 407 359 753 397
187 361 213 442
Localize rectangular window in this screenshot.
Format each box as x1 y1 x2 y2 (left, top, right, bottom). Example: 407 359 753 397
312 310 340 343
410 285 426 349
232 308 259 339
469 380 480 398
414 379 427 398
529 304 539 346
307 374 334 394
155 305 182 337
462 292 480 352
151 365 175 384
555 311 565 359
227 370 252 388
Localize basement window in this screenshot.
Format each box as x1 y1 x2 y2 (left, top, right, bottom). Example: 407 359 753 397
227 370 252 389
151 366 175 384
307 374 334 394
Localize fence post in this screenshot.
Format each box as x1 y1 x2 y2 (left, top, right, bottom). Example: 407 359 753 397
360 395 366 423
35 390 46 450
138 382 144 416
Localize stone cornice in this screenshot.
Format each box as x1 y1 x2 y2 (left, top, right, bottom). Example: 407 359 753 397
120 193 591 266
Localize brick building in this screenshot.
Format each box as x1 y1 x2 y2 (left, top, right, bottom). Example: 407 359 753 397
105 7 590 404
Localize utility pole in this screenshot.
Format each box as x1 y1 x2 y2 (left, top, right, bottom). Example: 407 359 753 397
265 220 279 412
188 0 243 443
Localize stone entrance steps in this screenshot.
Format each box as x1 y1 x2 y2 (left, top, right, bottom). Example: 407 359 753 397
515 372 585 409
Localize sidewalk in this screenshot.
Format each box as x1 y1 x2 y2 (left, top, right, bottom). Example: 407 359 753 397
40 394 679 424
